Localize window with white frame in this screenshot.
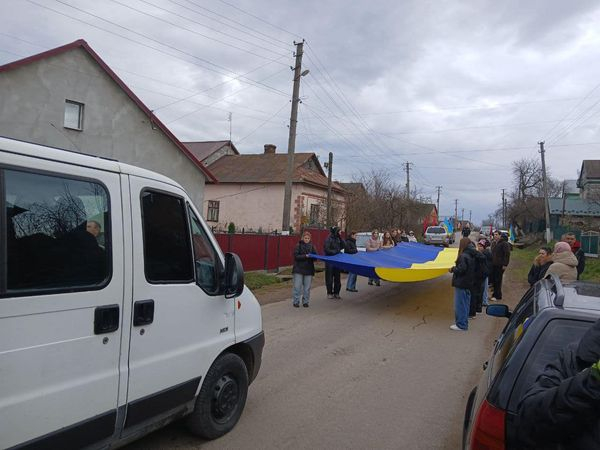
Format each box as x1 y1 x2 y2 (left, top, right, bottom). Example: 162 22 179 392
64 100 84 130
207 200 219 222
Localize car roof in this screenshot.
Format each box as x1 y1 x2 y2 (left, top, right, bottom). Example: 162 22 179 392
1 136 184 191
561 282 600 311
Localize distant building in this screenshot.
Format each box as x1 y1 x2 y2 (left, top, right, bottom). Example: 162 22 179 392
577 160 600 200
183 143 346 233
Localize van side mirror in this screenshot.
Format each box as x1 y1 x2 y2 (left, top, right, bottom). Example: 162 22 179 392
486 304 511 319
224 252 245 299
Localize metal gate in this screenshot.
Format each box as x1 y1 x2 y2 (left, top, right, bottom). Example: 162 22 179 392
581 231 599 258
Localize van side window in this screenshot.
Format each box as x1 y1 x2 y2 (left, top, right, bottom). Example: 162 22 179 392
188 206 220 294
4 169 110 294
141 191 193 283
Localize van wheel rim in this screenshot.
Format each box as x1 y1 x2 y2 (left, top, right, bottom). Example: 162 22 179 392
212 375 239 422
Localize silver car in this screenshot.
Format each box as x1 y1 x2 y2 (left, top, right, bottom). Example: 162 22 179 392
424 226 450 247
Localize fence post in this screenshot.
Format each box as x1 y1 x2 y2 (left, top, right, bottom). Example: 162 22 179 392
263 234 269 270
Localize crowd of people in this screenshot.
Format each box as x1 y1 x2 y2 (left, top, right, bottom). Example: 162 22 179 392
527 232 585 285
291 226 420 306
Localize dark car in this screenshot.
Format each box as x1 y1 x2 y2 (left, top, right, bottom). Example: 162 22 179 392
462 274 600 449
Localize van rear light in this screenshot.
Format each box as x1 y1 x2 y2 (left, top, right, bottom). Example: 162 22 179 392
470 399 506 450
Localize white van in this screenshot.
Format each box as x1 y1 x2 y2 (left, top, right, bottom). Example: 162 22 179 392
0 137 264 448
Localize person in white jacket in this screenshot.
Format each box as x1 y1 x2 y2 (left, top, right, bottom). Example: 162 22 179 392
366 229 381 286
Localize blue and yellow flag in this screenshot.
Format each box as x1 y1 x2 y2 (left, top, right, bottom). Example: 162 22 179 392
509 224 515 244
311 243 458 282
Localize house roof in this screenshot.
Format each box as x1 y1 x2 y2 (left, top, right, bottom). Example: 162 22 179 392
549 197 600 216
207 153 345 192
183 140 239 163
0 39 217 182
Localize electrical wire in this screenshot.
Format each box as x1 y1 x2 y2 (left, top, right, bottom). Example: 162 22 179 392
236 100 289 143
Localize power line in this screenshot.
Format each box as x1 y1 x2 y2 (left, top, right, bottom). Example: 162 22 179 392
27 0 291 98
237 100 289 143
214 0 302 40
165 0 292 49
107 0 291 60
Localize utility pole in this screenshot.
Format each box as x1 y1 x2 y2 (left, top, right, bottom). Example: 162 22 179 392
454 199 458 228
501 188 506 229
326 152 333 227
405 162 412 200
282 41 307 234
461 208 465 222
435 185 442 215
469 210 472 224
539 141 551 243
228 112 232 141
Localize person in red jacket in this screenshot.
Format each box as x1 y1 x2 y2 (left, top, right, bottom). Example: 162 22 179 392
563 232 586 280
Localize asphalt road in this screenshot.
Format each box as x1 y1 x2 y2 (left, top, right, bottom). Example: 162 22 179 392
128 256 522 449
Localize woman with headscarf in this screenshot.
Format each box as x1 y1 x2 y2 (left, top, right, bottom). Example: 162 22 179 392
545 241 578 282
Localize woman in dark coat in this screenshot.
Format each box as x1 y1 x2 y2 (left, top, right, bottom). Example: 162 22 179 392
527 247 553 287
292 231 318 307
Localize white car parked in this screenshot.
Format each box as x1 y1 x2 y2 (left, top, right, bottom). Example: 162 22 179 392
0 137 264 448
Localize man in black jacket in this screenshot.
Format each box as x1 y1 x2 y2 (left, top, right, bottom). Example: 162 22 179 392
516 318 600 448
324 226 345 299
450 242 478 331
490 231 511 301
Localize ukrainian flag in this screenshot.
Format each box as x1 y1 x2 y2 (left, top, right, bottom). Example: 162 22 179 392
509 224 515 244
311 243 458 282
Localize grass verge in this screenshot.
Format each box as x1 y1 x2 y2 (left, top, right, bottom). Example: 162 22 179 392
245 272 282 290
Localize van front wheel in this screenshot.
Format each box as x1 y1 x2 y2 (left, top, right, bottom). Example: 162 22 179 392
186 353 249 440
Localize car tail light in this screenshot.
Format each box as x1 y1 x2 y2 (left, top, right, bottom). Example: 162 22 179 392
470 399 506 450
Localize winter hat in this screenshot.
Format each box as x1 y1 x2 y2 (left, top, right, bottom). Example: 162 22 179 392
554 241 571 254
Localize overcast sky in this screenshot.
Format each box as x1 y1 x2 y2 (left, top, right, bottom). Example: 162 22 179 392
2 0 600 224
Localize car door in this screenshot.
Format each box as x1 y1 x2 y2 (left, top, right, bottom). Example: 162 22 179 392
0 158 124 448
124 176 235 430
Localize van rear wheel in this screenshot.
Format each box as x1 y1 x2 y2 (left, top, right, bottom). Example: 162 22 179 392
186 353 249 440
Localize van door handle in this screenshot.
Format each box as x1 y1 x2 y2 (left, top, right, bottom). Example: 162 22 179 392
94 304 120 334
133 300 154 326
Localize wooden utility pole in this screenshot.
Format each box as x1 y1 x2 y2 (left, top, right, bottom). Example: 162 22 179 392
282 41 306 233
501 188 506 229
436 185 442 215
326 152 333 227
454 199 458 228
539 141 551 243
405 162 412 199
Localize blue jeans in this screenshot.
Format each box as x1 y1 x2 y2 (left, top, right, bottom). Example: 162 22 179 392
482 277 489 306
346 272 357 290
454 288 471 330
293 273 313 305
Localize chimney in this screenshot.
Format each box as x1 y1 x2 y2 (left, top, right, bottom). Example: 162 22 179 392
264 144 276 154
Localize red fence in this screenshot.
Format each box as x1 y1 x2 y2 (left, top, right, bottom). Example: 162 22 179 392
215 228 334 271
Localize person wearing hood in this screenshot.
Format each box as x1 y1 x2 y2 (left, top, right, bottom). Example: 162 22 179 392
291 231 318 307
527 247 553 287
516 318 600 448
449 242 478 331
564 232 586 280
324 226 345 299
546 241 578 282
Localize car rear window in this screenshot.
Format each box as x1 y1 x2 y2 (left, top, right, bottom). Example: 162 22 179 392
507 319 592 412
427 227 445 234
355 235 371 247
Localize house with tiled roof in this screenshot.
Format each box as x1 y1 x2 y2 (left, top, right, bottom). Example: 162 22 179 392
0 39 215 209
187 143 346 232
